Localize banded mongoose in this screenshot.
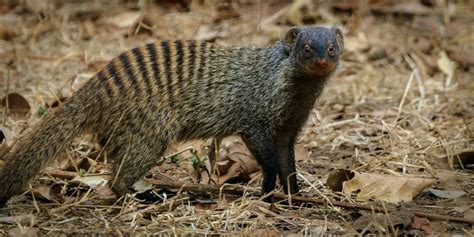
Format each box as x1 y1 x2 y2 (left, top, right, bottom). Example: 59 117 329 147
0 26 344 206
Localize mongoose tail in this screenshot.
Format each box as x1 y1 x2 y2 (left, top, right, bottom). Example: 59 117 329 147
0 83 98 206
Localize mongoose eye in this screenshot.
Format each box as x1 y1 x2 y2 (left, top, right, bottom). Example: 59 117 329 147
327 44 336 56
303 45 312 56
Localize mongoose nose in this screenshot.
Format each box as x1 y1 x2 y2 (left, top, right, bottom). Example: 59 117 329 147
315 60 328 68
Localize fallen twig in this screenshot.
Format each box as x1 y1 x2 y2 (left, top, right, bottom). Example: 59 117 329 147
43 170 474 224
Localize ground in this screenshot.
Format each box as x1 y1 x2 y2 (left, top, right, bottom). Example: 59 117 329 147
0 0 473 235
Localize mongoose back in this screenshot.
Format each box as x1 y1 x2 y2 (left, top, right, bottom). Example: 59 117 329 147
0 26 344 206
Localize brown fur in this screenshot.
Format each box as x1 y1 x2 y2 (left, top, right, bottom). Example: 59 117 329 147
0 27 343 206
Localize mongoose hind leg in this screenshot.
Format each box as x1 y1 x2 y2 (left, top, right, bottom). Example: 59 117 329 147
275 136 299 194
241 131 278 201
109 136 167 198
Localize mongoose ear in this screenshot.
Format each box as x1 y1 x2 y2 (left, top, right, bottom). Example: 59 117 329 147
283 27 301 55
331 27 344 53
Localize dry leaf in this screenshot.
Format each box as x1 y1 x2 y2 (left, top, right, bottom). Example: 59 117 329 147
195 25 221 41
428 188 466 199
410 216 433 234
31 184 63 203
464 209 474 221
133 178 153 192
368 44 388 61
215 0 240 21
47 97 67 109
82 19 97 40
1 92 31 120
353 211 414 232
0 214 35 225
390 2 431 15
105 11 142 29
343 171 436 203
8 227 40 237
286 0 313 26
72 73 94 91
452 205 472 214
94 185 116 202
195 202 218 211
214 136 260 184
433 151 474 170
0 25 20 41
71 175 108 188
326 169 354 192
437 51 455 78
447 47 474 67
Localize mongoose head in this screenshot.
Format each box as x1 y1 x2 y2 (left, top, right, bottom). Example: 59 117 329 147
284 26 344 77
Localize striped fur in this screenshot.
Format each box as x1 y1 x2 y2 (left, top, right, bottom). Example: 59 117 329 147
0 27 344 205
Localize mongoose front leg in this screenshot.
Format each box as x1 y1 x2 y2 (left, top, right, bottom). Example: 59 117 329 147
275 136 299 194
240 132 279 199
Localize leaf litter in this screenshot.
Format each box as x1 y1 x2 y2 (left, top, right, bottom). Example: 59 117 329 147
0 0 473 235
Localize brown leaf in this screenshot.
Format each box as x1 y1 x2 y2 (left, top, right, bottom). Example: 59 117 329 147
0 214 34 225
214 0 240 21
105 11 143 29
448 46 474 68
195 202 218 211
1 93 31 120
411 216 433 234
353 211 414 232
8 227 40 237
213 136 260 184
72 73 94 91
390 2 432 15
48 97 67 109
326 169 354 192
94 185 117 202
285 0 314 26
82 19 97 40
437 51 455 78
368 44 388 61
0 25 20 41
343 171 437 203
433 151 474 170
31 183 64 203
414 37 433 54
71 175 109 189
464 208 474 221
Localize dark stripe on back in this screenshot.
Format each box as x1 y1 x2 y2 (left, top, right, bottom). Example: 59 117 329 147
188 41 196 82
175 41 184 98
108 61 125 96
132 47 153 97
97 70 113 99
146 43 163 91
205 44 214 100
161 41 174 107
119 52 140 97
197 41 206 81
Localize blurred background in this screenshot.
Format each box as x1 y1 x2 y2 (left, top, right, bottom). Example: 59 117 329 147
0 0 473 235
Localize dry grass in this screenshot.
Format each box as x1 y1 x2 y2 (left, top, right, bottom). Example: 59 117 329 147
0 0 472 235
